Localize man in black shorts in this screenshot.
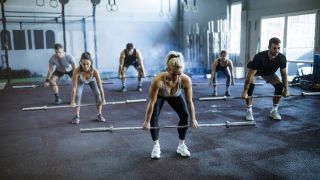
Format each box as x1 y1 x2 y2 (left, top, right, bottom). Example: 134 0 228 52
118 43 145 92
241 37 290 121
44 43 76 104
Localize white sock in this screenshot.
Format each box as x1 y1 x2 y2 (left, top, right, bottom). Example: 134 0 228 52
272 104 279 111
179 140 185 145
247 105 252 112
153 140 160 146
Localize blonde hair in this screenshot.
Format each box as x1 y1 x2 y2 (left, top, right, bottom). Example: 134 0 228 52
165 51 185 71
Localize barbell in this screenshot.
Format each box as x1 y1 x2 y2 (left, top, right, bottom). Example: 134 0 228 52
22 98 147 111
199 91 319 101
80 121 257 133
13 81 114 89
192 82 265 86
105 74 156 80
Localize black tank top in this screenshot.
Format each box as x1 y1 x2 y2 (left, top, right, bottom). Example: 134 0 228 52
216 59 228 71
124 49 137 64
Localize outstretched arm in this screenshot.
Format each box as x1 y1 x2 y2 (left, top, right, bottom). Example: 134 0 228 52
210 60 217 85
136 50 145 77
228 60 235 85
143 77 160 129
94 69 106 104
44 63 55 87
182 75 198 128
118 51 125 78
70 68 80 106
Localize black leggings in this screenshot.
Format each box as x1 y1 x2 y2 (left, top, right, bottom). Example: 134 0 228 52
150 95 189 141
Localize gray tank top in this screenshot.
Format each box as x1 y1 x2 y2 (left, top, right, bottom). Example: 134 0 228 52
159 76 182 97
79 72 95 84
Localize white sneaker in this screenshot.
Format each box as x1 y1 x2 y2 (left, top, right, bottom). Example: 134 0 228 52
270 110 281 120
151 144 161 159
177 144 190 157
246 111 254 121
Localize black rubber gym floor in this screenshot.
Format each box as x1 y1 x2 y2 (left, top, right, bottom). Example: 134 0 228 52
0 77 319 180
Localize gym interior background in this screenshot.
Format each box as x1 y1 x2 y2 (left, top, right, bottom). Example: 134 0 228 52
0 0 320 179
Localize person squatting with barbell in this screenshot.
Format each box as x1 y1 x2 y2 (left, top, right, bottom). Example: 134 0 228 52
241 37 290 121
44 43 77 105
118 43 146 92
70 52 106 124
142 51 198 159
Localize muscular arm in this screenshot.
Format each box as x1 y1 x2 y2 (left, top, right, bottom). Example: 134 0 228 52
228 60 235 85
94 69 106 103
46 63 55 81
118 51 125 77
182 75 198 128
136 50 145 76
70 68 80 105
210 60 217 84
143 77 160 127
280 68 289 97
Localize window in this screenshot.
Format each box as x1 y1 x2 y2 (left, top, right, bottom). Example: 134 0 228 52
260 12 316 76
229 2 242 54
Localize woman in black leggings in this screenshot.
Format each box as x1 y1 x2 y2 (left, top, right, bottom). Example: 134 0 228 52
143 51 198 159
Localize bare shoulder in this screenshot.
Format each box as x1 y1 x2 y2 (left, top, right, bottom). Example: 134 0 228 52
135 49 141 54
227 59 233 65
151 73 165 87
93 68 99 75
212 59 218 65
180 74 192 86
120 50 125 56
73 67 81 77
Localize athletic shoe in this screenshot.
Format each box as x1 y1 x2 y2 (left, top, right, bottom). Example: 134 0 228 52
137 85 143 92
177 143 190 157
225 91 231 96
212 91 217 96
151 144 161 159
71 115 80 124
246 111 254 121
270 110 281 120
121 86 127 92
54 98 62 105
97 114 106 122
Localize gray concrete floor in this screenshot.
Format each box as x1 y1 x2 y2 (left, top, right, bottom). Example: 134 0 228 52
0 77 319 180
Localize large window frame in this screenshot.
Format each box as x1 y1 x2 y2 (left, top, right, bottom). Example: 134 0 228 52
260 10 318 76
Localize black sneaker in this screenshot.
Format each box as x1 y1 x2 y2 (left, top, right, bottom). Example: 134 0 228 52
71 115 80 124
137 85 143 92
97 114 106 122
55 98 62 105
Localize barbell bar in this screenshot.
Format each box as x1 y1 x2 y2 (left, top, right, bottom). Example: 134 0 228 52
80 121 257 133
192 82 265 86
199 91 319 101
13 81 114 89
105 74 156 80
22 98 147 111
